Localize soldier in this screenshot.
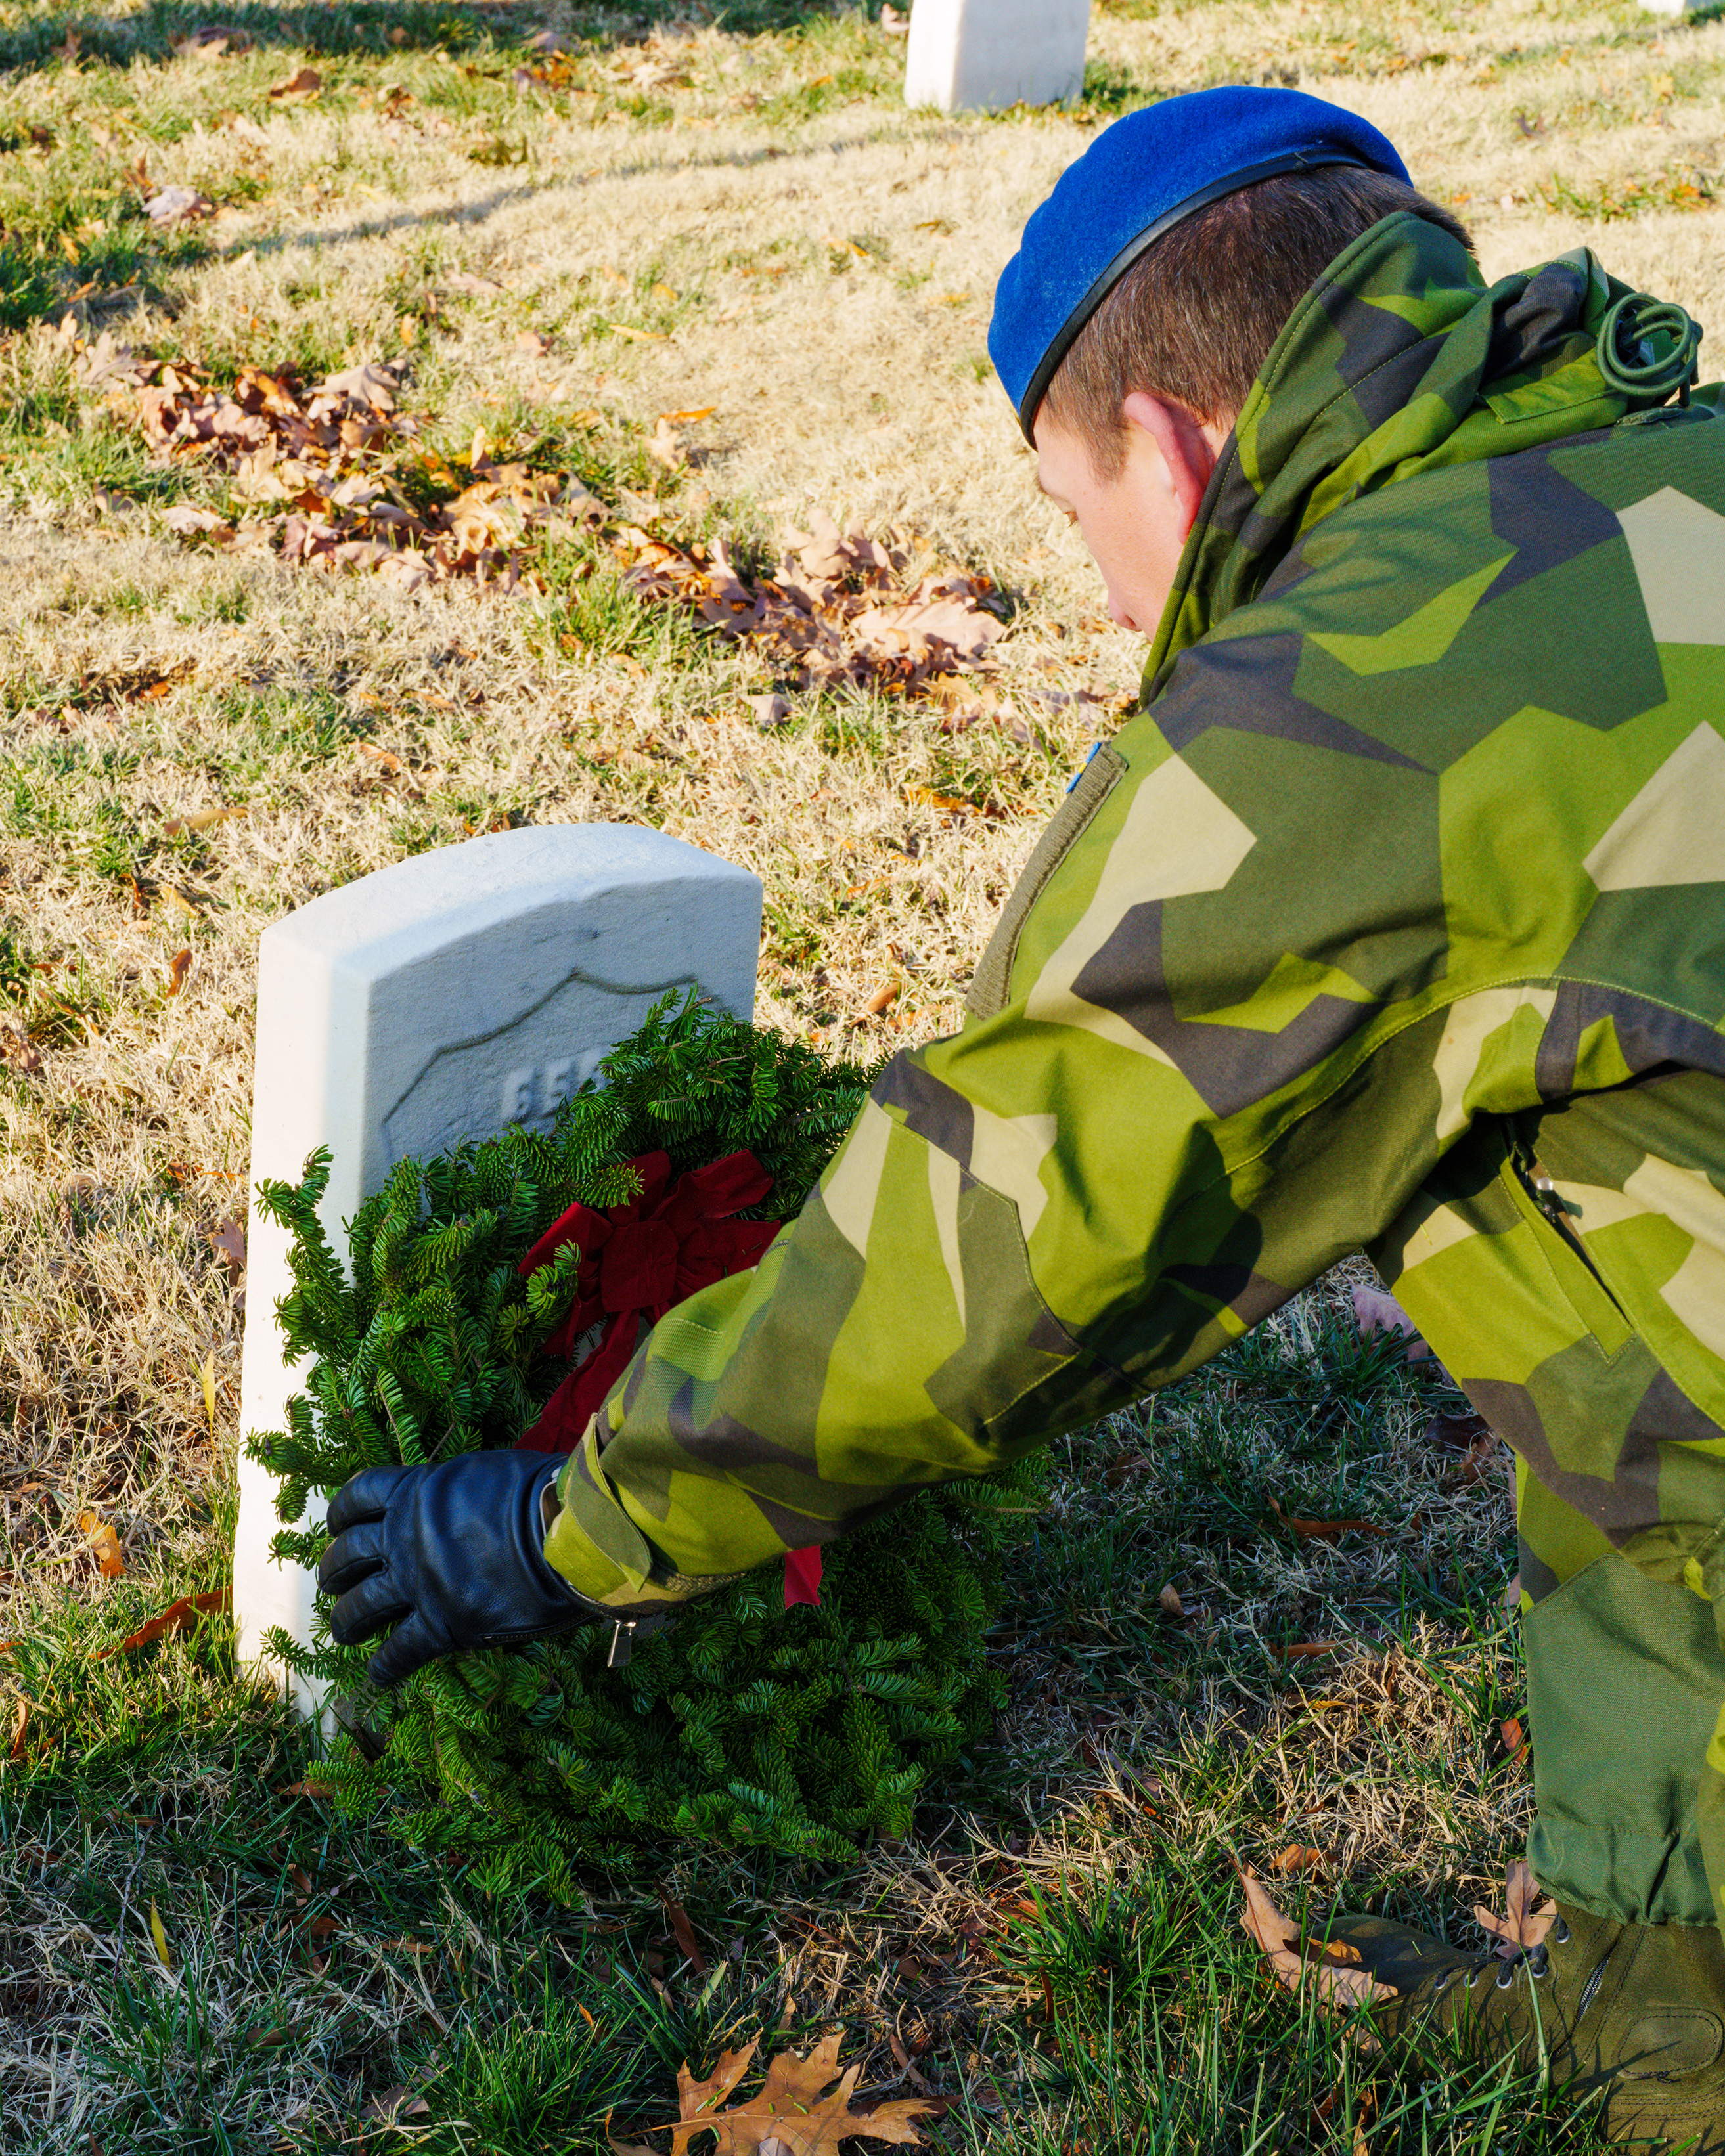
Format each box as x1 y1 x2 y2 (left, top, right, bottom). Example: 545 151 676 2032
320 88 1725 2142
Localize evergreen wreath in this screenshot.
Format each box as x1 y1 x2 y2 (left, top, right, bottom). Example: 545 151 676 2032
248 993 1045 1890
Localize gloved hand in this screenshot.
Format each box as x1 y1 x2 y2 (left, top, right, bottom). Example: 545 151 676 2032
318 1450 600 1688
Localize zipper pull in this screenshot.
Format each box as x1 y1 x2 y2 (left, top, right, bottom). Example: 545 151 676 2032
1529 1162 1566 1223
606 1619 637 1669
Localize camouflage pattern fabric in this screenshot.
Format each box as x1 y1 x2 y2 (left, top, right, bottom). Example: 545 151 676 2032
542 213 1725 1922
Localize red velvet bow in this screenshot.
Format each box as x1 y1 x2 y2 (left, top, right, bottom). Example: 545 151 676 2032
514 1150 824 1607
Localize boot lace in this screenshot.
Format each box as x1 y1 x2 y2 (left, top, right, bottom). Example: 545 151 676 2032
1449 1915 1571 1994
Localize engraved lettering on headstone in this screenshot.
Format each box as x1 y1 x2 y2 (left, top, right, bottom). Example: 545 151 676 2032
382 965 702 1165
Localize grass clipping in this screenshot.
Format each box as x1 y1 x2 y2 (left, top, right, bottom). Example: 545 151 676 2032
251 996 1044 1888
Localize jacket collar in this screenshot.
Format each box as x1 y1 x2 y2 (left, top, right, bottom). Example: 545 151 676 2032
1142 213 1642 696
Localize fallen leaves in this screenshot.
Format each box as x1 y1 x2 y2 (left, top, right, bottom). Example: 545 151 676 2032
87 346 1005 693
1427 1409 1489 1450
269 65 324 100
513 51 576 95
1475 1858 1555 1956
172 25 252 58
364 2085 431 2123
207 1214 246 1284
160 504 234 545
1270 1845 1328 1878
1352 1283 1432 1360
623 508 1003 701
602 34 692 95
1422 1408 1506 1491
162 803 246 835
87 348 589 592
646 414 690 472
1267 1496 1387 1545
1 1023 43 1073
101 1587 230 1658
145 186 214 227
906 783 997 820
354 743 426 799
148 1899 173 1969
78 1510 125 1578
277 1774 338 1799
659 1891 707 1975
1445 1430 1504 1491
610 2033 936 2156
1236 1864 1395 2013
164 947 192 998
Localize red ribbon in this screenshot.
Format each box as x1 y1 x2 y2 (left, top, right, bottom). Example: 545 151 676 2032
514 1149 824 1605
782 1545 824 1609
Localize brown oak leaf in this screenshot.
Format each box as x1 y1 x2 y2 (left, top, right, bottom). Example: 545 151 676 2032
1236 1864 1395 2015
610 2033 936 2156
1474 1858 1556 1959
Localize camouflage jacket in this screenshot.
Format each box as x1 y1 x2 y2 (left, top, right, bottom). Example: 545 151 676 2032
544 213 1725 1623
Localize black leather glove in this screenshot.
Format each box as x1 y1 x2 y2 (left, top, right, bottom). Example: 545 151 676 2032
318 1450 600 1689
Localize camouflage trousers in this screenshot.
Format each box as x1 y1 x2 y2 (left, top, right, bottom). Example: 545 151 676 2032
1374 1105 1725 1933
1519 1472 1725 1932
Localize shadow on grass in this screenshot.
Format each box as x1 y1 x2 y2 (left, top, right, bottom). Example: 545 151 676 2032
0 1602 1613 2156
223 120 920 266
2 110 935 336
0 0 895 75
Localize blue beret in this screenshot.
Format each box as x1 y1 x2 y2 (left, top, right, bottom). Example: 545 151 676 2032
989 87 1410 442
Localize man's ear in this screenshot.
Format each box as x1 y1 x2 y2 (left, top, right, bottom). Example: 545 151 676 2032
1121 390 1219 536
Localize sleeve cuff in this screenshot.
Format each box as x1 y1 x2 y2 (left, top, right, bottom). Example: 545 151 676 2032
540 1419 732 1612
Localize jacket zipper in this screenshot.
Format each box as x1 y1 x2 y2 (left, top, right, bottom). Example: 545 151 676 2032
1511 1147 1630 1317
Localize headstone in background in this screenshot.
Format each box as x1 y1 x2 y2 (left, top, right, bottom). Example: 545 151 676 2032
905 0 1090 114
234 824 763 1717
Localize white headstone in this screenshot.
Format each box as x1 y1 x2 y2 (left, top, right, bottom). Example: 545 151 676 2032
905 0 1090 114
235 824 762 1717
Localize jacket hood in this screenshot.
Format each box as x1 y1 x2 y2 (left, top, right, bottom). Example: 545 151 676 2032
1144 212 1671 695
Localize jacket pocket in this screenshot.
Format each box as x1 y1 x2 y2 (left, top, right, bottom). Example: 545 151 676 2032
1502 1151 1634 1362
966 743 1127 1021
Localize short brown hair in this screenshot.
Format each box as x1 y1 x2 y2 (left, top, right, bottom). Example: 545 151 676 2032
1039 166 1474 476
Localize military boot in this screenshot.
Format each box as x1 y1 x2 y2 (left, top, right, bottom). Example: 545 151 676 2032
1315 1904 1725 2148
